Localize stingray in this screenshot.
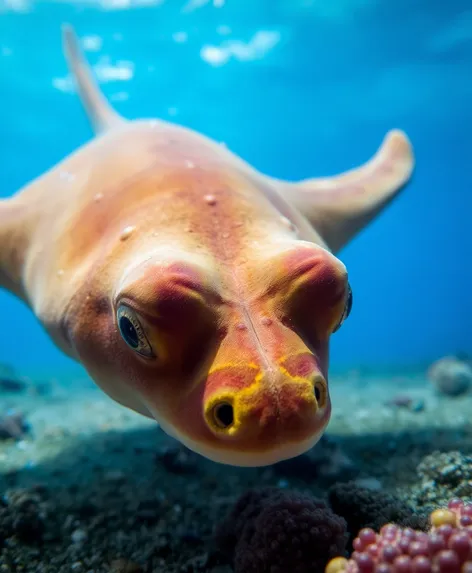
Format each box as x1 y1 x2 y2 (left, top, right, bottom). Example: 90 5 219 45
0 26 414 466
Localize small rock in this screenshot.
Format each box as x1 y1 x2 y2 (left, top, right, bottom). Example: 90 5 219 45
136 496 162 522
411 399 425 412
0 364 26 392
0 410 30 440
156 445 198 474
135 508 159 524
277 479 289 488
427 356 472 396
104 470 126 483
76 501 99 518
273 434 359 485
110 559 144 573
179 529 203 544
354 477 383 491
180 553 210 573
71 529 87 544
385 394 413 408
29 381 51 396
0 377 27 392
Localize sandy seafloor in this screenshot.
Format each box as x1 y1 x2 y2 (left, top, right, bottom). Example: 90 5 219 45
0 366 471 572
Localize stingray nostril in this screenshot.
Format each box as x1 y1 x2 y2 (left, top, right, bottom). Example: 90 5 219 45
313 379 327 408
212 402 234 429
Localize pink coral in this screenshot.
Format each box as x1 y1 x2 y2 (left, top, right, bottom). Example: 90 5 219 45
325 498 472 573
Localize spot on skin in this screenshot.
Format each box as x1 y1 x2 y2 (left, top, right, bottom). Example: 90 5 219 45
204 365 259 399
261 317 272 326
59 170 76 182
92 296 110 316
235 323 247 331
120 225 136 241
185 160 195 169
57 269 64 277
94 193 104 202
282 353 319 379
204 194 217 206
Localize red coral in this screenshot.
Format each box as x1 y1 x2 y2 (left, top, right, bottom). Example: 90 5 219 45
215 487 348 573
326 498 472 573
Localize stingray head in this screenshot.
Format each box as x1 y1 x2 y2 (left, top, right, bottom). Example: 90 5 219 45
66 241 351 467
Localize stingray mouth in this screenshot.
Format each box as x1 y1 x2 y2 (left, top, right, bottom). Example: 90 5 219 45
167 410 331 467
149 368 332 467
98 360 332 467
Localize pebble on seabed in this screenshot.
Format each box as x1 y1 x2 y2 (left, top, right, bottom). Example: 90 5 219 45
427 356 472 397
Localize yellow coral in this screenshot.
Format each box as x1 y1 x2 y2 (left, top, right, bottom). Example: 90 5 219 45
325 556 348 573
430 508 457 528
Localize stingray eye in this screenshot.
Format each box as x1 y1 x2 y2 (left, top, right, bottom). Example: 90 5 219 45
116 304 155 358
332 283 353 333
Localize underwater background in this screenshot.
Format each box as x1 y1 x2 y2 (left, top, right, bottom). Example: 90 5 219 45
0 2 471 573
1 0 471 375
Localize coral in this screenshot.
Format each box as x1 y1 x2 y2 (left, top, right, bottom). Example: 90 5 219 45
215 487 348 573
0 487 46 546
427 356 472 396
328 482 428 547
215 487 285 557
325 498 472 572
416 451 472 504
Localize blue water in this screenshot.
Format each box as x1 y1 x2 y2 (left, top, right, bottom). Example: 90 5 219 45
0 0 471 375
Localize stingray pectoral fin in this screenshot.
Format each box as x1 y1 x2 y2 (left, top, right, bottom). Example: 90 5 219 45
62 24 126 134
280 130 414 253
0 197 30 298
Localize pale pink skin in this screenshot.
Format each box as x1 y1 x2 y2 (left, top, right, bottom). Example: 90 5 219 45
0 26 414 466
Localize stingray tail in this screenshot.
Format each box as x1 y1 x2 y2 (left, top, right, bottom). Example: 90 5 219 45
62 24 125 134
